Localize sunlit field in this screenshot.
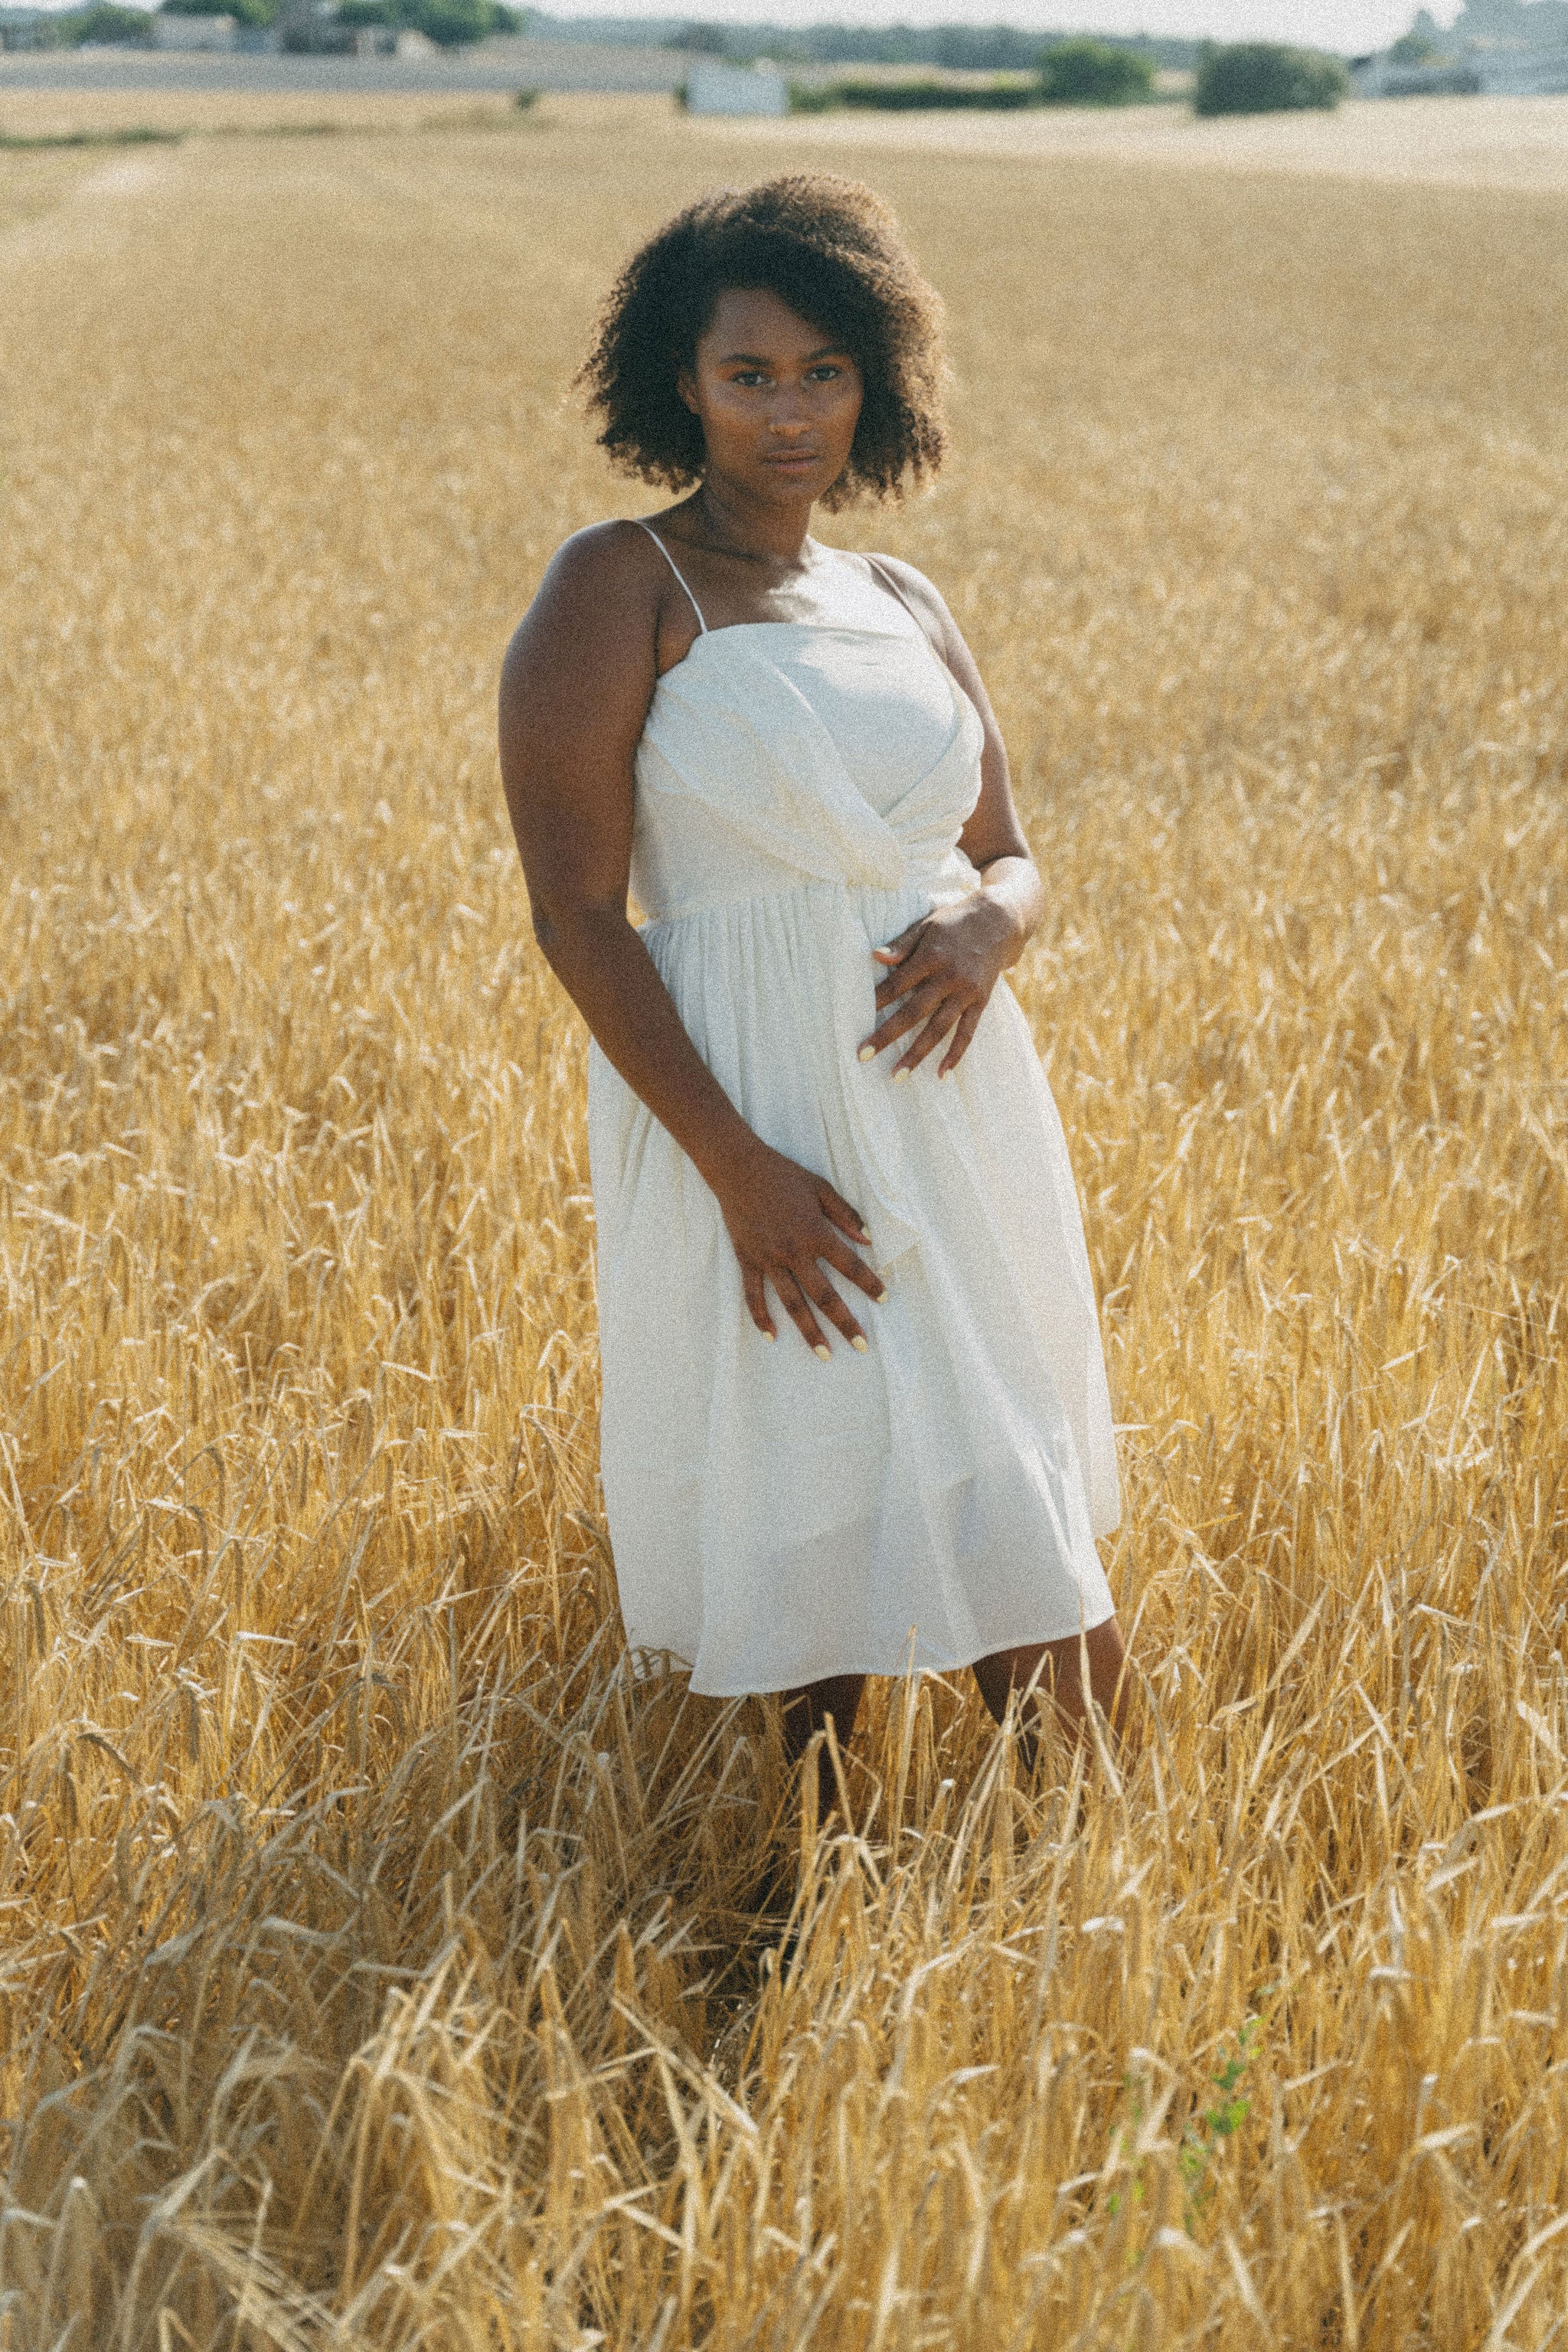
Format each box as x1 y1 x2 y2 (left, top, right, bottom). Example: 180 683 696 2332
3 91 1567 2349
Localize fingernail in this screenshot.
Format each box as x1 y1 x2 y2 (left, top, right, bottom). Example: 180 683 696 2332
858 1227 871 1243
893 1066 910 1084
813 1343 831 1362
939 1065 952 1080
858 1045 876 1063
875 1287 889 1303
762 1328 776 1343
851 1334 869 1353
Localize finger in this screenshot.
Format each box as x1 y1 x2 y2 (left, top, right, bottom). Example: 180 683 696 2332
772 1269 832 1361
895 1003 962 1076
937 1003 983 1078
818 1186 872 1249
742 1263 776 1341
818 1233 889 1305
871 916 928 965
861 979 956 1063
799 1263 867 1353
873 946 942 1008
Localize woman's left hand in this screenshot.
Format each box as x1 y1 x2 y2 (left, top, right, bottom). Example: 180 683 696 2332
858 891 1019 1080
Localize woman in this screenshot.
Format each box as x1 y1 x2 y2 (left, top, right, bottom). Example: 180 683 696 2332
498 175 1125 1785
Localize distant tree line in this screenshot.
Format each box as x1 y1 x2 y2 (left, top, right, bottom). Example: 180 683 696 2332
35 0 522 41
320 0 523 44
787 37 1350 116
790 38 1163 109
26 3 1354 96
21 2 154 43
655 17 1204 70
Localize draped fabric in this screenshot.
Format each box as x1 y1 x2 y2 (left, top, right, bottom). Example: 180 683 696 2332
586 584 1119 1697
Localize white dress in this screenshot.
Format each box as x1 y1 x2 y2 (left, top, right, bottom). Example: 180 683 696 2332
586 529 1119 1697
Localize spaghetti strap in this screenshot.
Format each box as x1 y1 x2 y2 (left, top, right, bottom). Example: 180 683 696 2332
633 520 707 635
864 552 925 630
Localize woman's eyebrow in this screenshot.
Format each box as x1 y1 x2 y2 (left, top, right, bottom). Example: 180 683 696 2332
714 345 851 365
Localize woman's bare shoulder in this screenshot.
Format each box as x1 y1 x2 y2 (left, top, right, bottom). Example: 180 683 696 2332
526 519 672 626
501 521 674 704
861 551 956 629
855 550 966 668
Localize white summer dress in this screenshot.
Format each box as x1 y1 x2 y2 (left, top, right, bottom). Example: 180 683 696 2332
586 528 1120 1697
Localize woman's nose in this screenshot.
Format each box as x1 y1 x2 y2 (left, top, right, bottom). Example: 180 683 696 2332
766 389 812 434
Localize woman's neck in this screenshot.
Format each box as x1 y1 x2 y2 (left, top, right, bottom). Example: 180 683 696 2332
686 476 814 568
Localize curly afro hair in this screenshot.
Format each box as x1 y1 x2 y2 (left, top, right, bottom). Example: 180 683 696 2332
577 174 947 510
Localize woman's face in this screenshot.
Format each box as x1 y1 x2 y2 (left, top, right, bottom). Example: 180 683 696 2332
679 286 864 508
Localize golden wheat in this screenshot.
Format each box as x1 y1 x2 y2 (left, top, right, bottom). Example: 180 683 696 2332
2 93 1566 2350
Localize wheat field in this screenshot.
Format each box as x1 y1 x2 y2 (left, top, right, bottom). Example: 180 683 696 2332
2 91 1567 2350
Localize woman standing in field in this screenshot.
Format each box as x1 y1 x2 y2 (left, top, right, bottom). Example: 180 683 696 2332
498 175 1124 1785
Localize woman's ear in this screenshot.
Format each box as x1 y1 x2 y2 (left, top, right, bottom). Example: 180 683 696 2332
676 368 700 418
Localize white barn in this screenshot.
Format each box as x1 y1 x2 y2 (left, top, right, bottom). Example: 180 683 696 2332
684 60 788 116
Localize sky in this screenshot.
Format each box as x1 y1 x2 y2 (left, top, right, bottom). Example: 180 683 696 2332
554 0 1455 41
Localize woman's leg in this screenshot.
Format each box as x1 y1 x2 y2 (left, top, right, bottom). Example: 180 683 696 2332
972 1618 1126 1759
780 1674 867 1818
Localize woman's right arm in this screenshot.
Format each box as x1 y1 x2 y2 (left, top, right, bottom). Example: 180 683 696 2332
497 526 884 1357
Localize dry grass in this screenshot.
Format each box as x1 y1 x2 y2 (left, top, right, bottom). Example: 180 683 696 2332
2 96 1567 2350
710 87 1568 193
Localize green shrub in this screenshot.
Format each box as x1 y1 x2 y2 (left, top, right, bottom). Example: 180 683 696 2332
663 21 729 52
414 0 489 44
1037 38 1155 106
51 2 155 41
161 0 276 19
325 0 514 39
812 74 1035 110
1194 42 1349 116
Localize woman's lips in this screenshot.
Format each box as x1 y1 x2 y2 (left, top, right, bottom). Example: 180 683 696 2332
765 449 821 468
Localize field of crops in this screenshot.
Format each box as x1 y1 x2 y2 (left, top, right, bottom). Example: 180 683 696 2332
3 90 1567 2350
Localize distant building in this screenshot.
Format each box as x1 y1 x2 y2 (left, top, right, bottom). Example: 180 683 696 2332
683 59 787 116
1467 41 1568 87
151 11 240 45
1351 51 1481 92
1432 0 1568 40
1357 0 1568 93
0 6 44 47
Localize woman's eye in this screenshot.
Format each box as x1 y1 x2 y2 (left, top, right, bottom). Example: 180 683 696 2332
731 371 768 387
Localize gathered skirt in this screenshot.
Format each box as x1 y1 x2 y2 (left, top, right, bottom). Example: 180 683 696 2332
586 863 1120 1698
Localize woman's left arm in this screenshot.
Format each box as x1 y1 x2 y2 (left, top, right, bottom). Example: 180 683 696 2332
858 564 1043 1079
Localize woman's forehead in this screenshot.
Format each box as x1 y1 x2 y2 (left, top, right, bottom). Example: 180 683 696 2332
697 286 844 358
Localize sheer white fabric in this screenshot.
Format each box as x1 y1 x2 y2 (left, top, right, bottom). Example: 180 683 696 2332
587 553 1119 1696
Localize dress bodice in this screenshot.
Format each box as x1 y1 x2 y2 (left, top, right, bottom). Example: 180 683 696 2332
752 622 960 819
627 550 987 929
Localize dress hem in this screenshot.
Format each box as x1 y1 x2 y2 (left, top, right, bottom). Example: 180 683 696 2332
627 1602 1121 1700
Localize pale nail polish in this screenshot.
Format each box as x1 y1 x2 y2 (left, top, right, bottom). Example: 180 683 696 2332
893 1066 910 1084
851 1335 869 1354
875 1288 889 1303
813 1343 831 1361
762 1329 776 1343
858 1044 876 1063
939 1065 953 1080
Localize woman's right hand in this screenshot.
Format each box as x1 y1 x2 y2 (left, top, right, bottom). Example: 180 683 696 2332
710 1138 887 1357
